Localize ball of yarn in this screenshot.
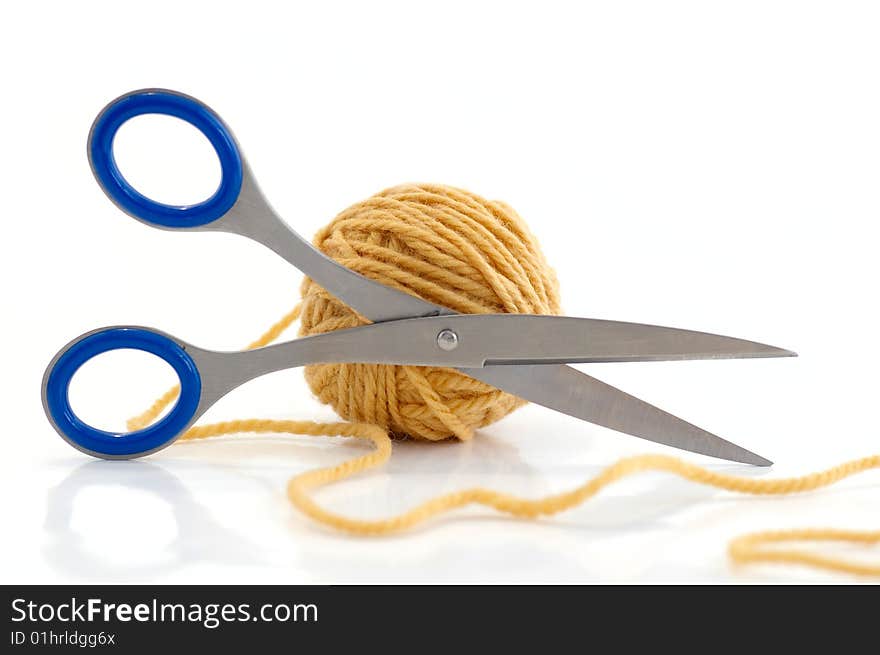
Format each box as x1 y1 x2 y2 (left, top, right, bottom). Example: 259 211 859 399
298 183 561 441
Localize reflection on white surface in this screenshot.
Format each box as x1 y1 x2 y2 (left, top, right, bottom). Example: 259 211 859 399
36 425 776 584
44 461 260 581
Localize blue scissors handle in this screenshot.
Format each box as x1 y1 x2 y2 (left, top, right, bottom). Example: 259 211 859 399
88 89 243 228
42 327 202 459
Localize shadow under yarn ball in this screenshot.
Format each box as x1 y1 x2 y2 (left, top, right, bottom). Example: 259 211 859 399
298 183 562 441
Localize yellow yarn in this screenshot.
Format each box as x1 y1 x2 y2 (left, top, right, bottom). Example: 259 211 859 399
128 183 879 578
297 183 561 441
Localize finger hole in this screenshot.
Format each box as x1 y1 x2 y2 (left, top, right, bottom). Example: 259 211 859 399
113 114 222 207
44 328 202 459
67 348 179 433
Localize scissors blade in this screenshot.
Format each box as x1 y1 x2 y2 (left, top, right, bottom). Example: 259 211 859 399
289 314 794 367
464 364 772 466
384 314 795 365
282 314 780 465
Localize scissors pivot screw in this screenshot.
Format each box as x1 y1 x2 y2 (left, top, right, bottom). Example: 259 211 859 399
436 329 459 351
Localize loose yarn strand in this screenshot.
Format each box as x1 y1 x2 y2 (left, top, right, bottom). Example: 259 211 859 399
124 184 878 577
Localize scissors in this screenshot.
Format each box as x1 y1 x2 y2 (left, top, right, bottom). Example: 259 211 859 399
41 89 795 464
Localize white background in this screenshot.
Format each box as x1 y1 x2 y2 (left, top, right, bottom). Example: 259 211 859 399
2 1 878 584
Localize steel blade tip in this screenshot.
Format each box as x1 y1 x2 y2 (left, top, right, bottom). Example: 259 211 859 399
716 437 773 466
693 428 774 467
743 451 773 467
718 442 773 467
747 344 797 359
